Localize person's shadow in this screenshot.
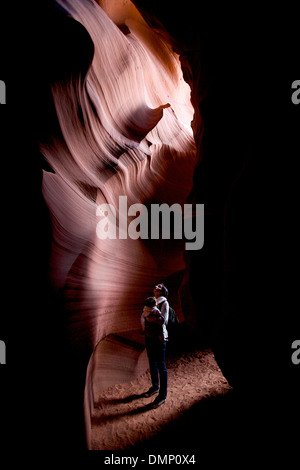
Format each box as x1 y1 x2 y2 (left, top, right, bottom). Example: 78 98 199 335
93 392 154 423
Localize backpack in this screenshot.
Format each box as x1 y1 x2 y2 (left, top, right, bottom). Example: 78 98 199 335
157 301 179 331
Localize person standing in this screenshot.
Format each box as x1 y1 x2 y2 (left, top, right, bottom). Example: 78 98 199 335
141 283 169 408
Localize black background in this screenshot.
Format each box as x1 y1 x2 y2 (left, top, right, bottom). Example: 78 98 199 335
0 0 299 461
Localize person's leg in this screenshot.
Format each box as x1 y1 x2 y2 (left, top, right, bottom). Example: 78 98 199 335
157 341 167 399
150 341 167 408
145 337 159 391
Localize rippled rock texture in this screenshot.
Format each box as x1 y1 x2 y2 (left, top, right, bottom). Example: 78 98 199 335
40 0 203 448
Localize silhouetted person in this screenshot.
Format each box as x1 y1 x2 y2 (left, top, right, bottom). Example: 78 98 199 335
141 283 169 408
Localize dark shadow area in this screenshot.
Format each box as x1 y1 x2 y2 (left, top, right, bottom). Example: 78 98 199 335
93 402 155 425
132 389 239 451
134 1 300 411
95 392 148 407
131 387 294 454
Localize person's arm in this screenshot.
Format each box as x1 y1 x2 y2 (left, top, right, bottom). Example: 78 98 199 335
146 303 169 325
146 313 164 325
140 311 146 331
160 300 169 325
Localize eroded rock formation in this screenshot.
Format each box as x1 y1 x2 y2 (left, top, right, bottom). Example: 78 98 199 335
40 0 203 447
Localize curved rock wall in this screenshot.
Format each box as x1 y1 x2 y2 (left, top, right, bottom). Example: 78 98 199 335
40 0 202 447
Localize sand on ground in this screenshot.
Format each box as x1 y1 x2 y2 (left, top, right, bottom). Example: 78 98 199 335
91 348 231 450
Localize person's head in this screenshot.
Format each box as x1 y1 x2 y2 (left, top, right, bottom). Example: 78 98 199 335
144 296 156 308
153 283 168 298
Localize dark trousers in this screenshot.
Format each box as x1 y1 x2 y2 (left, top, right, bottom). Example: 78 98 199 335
145 336 167 399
